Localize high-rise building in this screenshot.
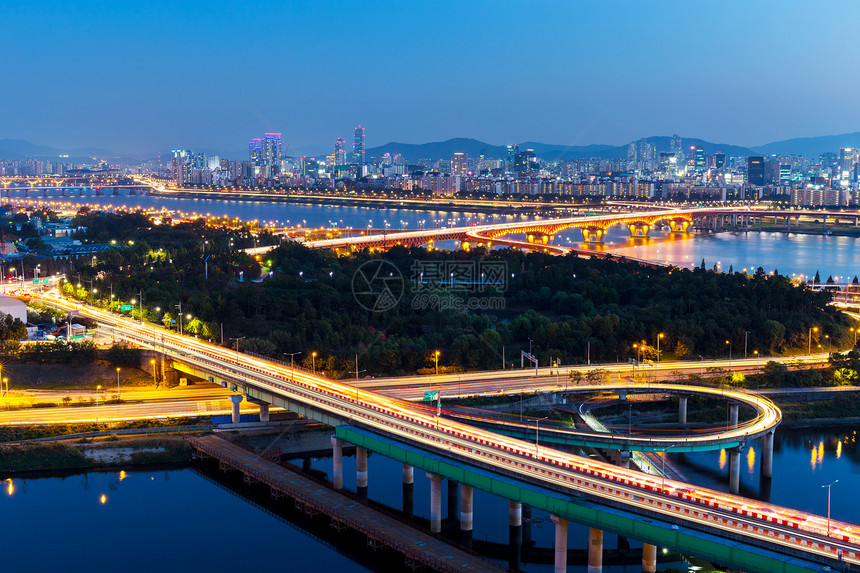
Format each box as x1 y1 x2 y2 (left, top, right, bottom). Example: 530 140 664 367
693 147 706 171
452 152 468 176
748 156 765 186
506 144 519 171
249 138 263 166
334 138 346 167
714 152 726 169
352 125 365 166
170 149 192 185
262 133 282 166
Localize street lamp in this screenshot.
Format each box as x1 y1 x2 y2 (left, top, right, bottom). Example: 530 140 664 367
284 351 301 381
150 359 157 386
725 340 732 366
311 351 317 374
230 337 245 362
657 333 664 362
753 350 759 368
808 326 818 355
825 334 831 354
96 385 101 423
530 416 549 457
851 327 858 347
823 480 839 537
116 367 121 401
434 350 440 375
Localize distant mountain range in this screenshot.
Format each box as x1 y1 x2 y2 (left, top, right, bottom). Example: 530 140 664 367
2 130 860 163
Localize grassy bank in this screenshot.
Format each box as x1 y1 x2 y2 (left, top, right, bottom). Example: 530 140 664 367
0 435 195 473
0 417 208 443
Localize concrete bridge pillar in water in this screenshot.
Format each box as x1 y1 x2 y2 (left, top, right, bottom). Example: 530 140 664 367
427 472 443 533
460 484 473 546
526 232 552 244
551 515 569 573
729 446 741 494
331 436 344 490
761 431 774 479
668 218 691 233
581 226 605 243
679 395 689 425
509 501 522 572
228 394 243 423
402 464 414 518
642 543 657 573
588 526 603 573
627 222 651 238
356 446 368 493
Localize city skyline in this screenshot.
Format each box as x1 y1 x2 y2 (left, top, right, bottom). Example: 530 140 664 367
1 1 859 155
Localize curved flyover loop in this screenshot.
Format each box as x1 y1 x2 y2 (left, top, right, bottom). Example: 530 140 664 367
438 382 781 453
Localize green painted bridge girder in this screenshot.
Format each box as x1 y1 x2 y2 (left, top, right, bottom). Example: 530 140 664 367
336 425 825 573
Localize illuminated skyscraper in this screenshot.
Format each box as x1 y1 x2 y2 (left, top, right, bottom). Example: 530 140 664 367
249 138 263 166
747 156 765 186
452 151 468 176
334 138 346 166
352 125 365 166
262 133 282 165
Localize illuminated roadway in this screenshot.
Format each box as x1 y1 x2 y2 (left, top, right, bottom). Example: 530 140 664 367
21 288 860 570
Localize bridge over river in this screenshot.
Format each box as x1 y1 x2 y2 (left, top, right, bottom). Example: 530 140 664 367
25 287 860 573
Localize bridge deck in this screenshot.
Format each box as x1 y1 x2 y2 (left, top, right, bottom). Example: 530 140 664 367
187 434 503 573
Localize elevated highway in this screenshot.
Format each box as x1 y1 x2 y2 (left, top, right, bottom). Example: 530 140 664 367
22 288 860 573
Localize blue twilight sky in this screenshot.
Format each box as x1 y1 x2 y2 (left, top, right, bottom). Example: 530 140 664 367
1 0 859 156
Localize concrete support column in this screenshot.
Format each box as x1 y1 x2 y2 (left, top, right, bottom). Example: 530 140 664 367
427 473 443 533
447 479 459 522
761 431 774 479
356 446 368 489
679 395 688 425
460 484 473 531
551 515 569 573
331 436 344 490
509 501 522 527
228 394 243 423
729 447 741 494
522 504 532 545
729 403 739 428
588 527 603 573
402 464 414 519
642 543 657 573
258 403 270 424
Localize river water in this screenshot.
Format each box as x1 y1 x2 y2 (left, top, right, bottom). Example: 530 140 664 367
2 427 857 573
7 191 858 280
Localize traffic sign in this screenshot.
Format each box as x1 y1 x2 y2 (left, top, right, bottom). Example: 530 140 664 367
41 279 49 284
120 304 132 311
424 391 439 401
32 279 38 284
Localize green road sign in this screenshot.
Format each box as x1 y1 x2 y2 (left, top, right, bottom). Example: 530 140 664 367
41 279 49 284
424 391 439 401
32 279 38 284
120 304 132 311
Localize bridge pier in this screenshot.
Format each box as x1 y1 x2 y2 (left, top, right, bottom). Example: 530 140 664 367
551 515 569 573
427 473 443 532
331 436 344 490
588 526 603 573
729 403 739 428
522 504 532 545
356 446 368 491
729 447 741 494
678 395 688 425
228 394 243 423
448 479 459 524
509 501 522 572
258 403 270 423
460 484 473 546
627 222 651 238
402 464 414 519
581 227 605 243
668 218 690 233
642 543 657 573
761 431 774 479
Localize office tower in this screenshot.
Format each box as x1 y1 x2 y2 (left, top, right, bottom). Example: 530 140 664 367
506 144 519 171
334 138 346 166
249 138 263 165
714 152 726 169
452 151 468 176
694 147 706 171
170 149 192 185
352 125 365 165
747 156 765 186
262 133 282 165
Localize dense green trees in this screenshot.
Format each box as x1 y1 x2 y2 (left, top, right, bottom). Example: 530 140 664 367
60 212 851 379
